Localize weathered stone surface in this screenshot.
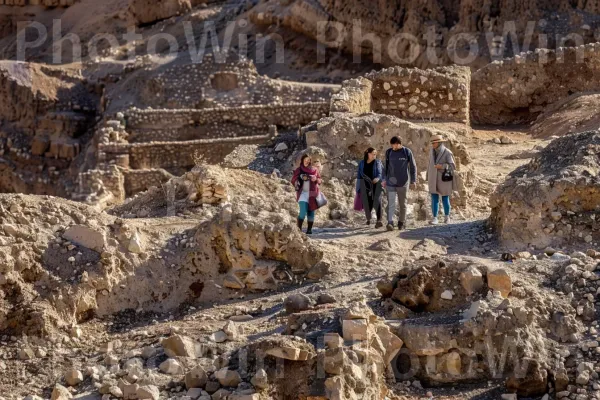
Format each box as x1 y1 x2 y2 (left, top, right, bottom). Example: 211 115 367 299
342 319 369 341
51 384 72 400
214 368 242 387
284 294 313 314
129 0 192 25
137 385 160 400
161 335 206 358
185 366 208 389
490 131 600 249
63 225 106 253
487 268 512 298
459 265 484 295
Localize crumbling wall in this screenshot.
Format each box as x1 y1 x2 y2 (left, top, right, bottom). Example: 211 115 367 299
490 131 600 249
368 66 470 124
471 44 600 125
123 169 174 196
330 76 372 114
0 61 99 197
379 257 584 395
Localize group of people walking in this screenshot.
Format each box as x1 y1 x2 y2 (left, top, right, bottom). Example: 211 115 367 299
291 134 457 234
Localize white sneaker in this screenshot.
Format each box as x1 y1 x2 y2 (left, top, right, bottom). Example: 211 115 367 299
429 217 439 225
444 215 450 224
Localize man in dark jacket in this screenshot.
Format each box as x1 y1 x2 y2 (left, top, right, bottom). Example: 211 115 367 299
382 136 417 231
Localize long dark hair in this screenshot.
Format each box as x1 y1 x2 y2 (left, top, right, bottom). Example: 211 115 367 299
300 154 312 168
364 147 376 163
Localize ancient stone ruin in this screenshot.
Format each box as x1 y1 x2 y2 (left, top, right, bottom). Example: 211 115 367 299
490 131 600 249
0 1 599 399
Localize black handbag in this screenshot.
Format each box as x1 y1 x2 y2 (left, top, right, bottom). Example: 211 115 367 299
442 167 454 182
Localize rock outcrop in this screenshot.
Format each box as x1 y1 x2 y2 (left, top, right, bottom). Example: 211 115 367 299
490 131 600 249
247 0 600 69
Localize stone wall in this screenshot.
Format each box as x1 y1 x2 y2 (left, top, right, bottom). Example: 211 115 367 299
471 43 600 125
140 52 338 110
127 135 272 169
367 66 471 124
128 124 266 143
126 102 330 130
330 77 372 114
489 131 600 249
123 169 174 196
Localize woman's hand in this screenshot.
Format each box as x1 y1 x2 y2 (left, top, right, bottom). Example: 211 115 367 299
310 175 317 182
373 178 380 184
435 164 444 170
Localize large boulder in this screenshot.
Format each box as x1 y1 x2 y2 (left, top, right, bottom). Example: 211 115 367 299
490 131 600 249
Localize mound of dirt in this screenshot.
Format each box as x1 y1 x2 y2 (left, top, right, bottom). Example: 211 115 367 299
0 165 326 337
531 93 600 138
490 131 600 249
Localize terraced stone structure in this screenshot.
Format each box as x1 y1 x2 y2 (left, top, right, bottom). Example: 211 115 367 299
330 66 471 125
74 53 336 203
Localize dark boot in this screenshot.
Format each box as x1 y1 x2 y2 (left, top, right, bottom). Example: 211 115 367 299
307 221 314 235
297 218 304 231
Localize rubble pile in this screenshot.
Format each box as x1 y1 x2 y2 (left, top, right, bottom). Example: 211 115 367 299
377 257 595 396
490 131 600 249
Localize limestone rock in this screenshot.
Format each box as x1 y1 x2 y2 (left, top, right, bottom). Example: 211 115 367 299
129 0 192 25
128 232 144 254
342 319 369 341
185 366 208 389
487 268 512 298
64 368 83 386
63 225 106 253
160 358 185 375
51 384 72 400
250 369 268 390
161 335 206 358
137 385 160 400
284 294 313 314
214 368 241 387
460 265 484 295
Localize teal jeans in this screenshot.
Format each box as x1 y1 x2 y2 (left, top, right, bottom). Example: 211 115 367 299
298 201 315 222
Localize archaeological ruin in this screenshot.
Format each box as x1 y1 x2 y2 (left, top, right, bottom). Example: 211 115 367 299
0 1 599 400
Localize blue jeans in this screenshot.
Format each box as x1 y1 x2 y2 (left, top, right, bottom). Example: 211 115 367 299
298 202 315 222
431 194 450 217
